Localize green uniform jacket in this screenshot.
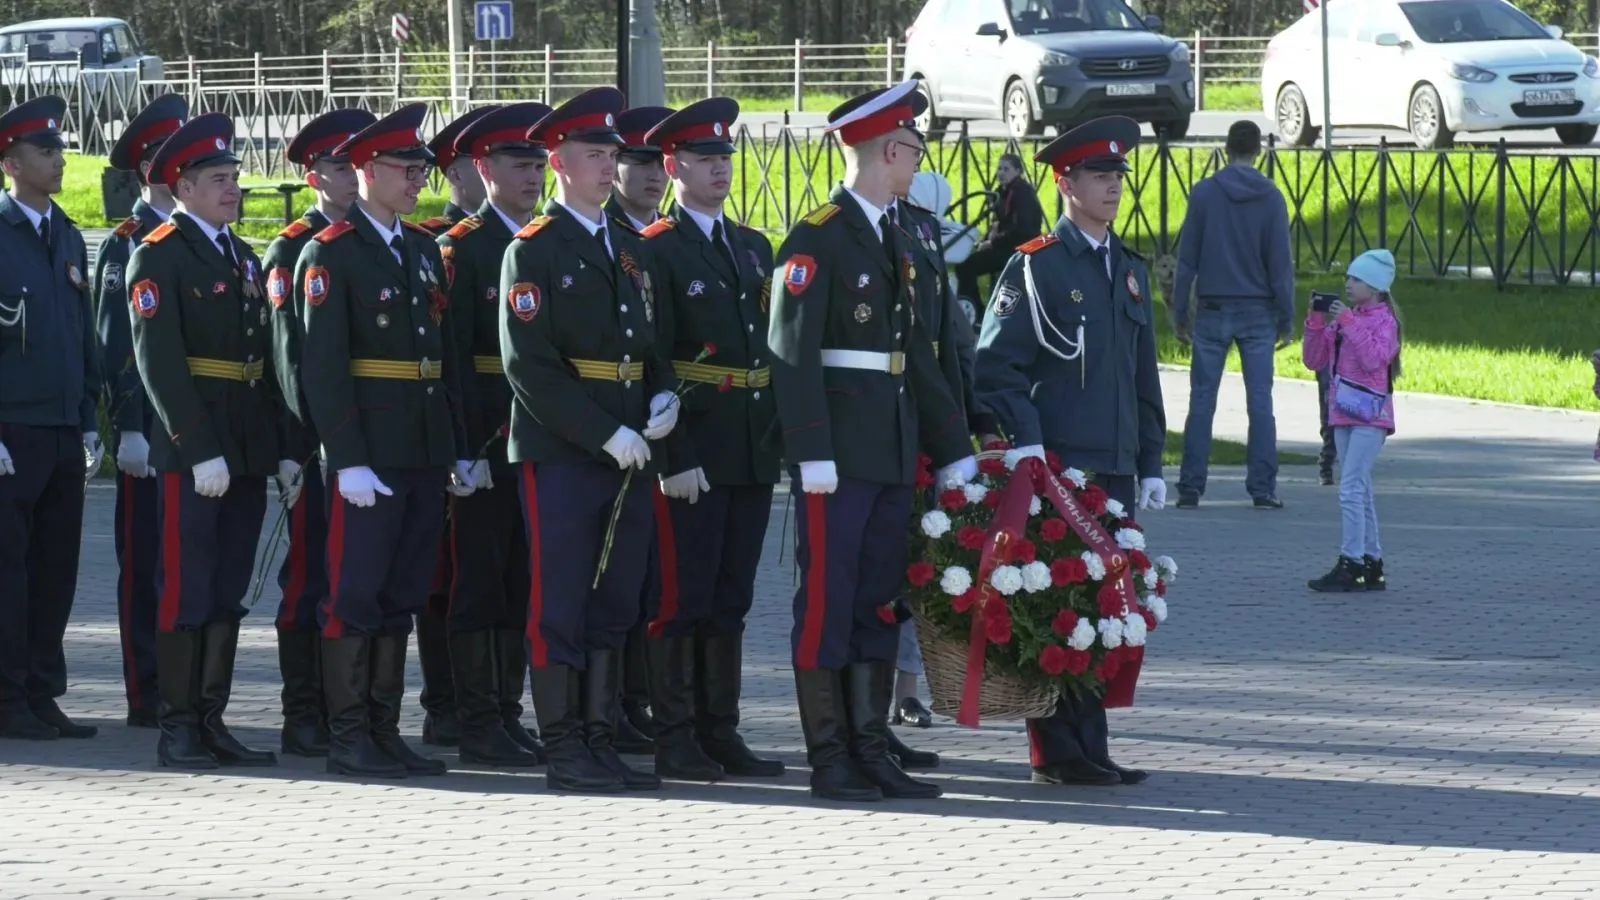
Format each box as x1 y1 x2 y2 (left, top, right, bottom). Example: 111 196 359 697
974 218 1166 479
768 187 971 486
438 203 518 460
127 213 282 477
296 208 469 472
498 201 676 474
265 208 331 463
94 201 164 438
643 206 780 487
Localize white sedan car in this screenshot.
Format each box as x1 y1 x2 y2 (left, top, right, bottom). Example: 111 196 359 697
1262 0 1600 148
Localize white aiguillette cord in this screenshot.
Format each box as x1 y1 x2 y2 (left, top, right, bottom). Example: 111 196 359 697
1022 253 1085 385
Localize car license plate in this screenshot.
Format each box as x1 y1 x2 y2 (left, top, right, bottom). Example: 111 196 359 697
1106 83 1155 97
1523 88 1575 106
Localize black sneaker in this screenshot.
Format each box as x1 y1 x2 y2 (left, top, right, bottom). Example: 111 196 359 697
1253 496 1284 510
1176 492 1200 509
1363 555 1386 591
1308 556 1367 593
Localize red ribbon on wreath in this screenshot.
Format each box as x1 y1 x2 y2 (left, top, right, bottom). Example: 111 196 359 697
958 457 1143 728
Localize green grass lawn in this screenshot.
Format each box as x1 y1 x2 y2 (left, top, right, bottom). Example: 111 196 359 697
1199 82 1261 113
1166 429 1315 468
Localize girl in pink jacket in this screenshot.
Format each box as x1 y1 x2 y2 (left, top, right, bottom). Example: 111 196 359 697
1302 249 1403 593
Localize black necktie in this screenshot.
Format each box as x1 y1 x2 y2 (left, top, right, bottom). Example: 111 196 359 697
389 235 406 266
1095 244 1111 282
595 226 610 259
38 216 50 249
710 219 738 276
216 233 234 267
878 213 899 272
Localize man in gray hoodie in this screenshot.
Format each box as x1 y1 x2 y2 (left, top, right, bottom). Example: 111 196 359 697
1171 120 1294 510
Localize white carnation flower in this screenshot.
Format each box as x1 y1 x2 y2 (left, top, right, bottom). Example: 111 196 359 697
1062 467 1088 488
1155 555 1178 580
1123 613 1148 647
1021 561 1052 593
1143 567 1159 590
1003 448 1024 471
1082 551 1107 582
1105 499 1126 519
1029 494 1042 516
1068 618 1097 651
1143 594 1168 624
920 510 952 540
940 565 973 596
1097 616 1124 649
1115 528 1146 552
963 483 988 505
989 564 1023 596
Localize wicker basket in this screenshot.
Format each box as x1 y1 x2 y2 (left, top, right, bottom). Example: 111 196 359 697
911 605 1058 722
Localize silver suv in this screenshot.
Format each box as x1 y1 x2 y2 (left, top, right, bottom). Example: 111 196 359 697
903 0 1195 139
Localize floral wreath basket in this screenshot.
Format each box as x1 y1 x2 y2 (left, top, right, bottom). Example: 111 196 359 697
900 446 1177 726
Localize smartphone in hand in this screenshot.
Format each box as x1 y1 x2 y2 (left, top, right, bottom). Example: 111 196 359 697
1311 291 1338 313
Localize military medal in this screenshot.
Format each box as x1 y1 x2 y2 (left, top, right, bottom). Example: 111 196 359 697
1126 271 1142 303
853 302 872 323
857 273 871 289
242 279 261 300
380 288 393 302
376 313 391 328
213 281 228 295
1071 289 1084 304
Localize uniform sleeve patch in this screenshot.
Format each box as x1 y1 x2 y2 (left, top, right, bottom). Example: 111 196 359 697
305 266 330 307
783 254 817 296
130 279 159 318
509 282 540 322
267 267 290 309
992 282 1021 318
103 262 123 293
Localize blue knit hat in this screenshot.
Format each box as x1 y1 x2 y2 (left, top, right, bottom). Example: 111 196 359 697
1347 249 1396 293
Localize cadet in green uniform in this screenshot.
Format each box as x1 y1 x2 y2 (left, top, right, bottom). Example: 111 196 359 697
0 97 102 742
436 101 550 769
769 81 975 802
127 113 283 770
265 106 375 759
417 105 496 235
973 116 1167 788
297 103 474 779
638 97 786 783
499 88 680 793
96 92 186 731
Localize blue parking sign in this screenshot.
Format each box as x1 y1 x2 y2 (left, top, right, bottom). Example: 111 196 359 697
474 1 513 41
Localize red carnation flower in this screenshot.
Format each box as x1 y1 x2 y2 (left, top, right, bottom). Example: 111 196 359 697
1140 608 1158 632
978 457 1007 477
1096 650 1123 682
702 342 718 356
1079 484 1109 516
906 561 936 588
1130 549 1152 572
1052 609 1079 637
956 525 987 551
1039 645 1069 676
1039 518 1069 543
876 604 897 625
717 374 735 393
918 453 933 469
952 589 978 614
1046 450 1063 472
1014 539 1037 565
1063 648 1091 675
1051 557 1089 586
939 489 967 510
914 467 935 489
984 612 1013 645
1156 579 1167 597
1097 583 1125 618
983 490 1003 509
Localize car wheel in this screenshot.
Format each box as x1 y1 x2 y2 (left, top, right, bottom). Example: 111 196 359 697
914 79 950 140
1005 81 1042 140
1555 123 1598 146
1408 84 1454 150
1275 84 1320 147
1155 116 1191 141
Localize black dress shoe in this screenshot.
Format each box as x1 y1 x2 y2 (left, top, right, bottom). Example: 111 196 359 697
30 700 96 739
1109 765 1149 785
127 709 159 729
1252 496 1284 510
886 729 939 770
892 697 933 728
1176 492 1200 509
0 710 58 740
1031 760 1122 785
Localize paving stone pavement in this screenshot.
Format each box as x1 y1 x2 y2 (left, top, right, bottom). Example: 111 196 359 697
3 369 1598 899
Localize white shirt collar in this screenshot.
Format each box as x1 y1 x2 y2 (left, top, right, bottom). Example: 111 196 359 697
624 210 654 232
844 187 888 240
358 205 403 248
176 208 233 249
491 204 530 234
558 201 605 236
678 204 726 243
9 193 49 232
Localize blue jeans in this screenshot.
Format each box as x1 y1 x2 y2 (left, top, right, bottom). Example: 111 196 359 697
1179 303 1279 499
896 620 924 675
1333 426 1386 560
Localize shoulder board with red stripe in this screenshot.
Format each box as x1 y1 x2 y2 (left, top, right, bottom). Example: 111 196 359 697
313 220 356 244
416 216 449 233
514 215 554 240
801 204 840 227
401 219 435 236
278 219 312 240
1019 234 1059 255
141 222 177 245
445 216 483 241
641 217 675 239
113 217 141 239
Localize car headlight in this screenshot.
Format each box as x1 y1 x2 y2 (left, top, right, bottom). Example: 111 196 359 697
1169 43 1190 64
1041 51 1077 67
1448 63 1497 83
1583 56 1600 79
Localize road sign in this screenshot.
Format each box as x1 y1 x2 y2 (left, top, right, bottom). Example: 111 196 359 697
475 2 513 41
1303 0 1319 11
392 13 410 43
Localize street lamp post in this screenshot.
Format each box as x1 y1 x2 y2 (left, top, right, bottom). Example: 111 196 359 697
617 0 630 101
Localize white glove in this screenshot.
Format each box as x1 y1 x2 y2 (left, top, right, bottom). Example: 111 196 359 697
116 432 152 478
1014 444 1047 462
276 459 303 508
468 459 493 491
660 467 710 504
1138 477 1167 511
798 460 839 495
192 456 231 498
83 431 103 478
337 465 393 508
643 391 679 441
448 459 477 497
936 455 978 488
0 440 13 476
601 426 651 470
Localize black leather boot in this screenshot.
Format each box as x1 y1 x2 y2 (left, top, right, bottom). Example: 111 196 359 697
451 630 541 767
495 629 544 761
648 635 723 782
416 612 459 746
620 623 656 743
369 633 445 776
794 668 881 801
277 626 329 757
155 630 217 769
321 636 405 778
844 663 940 799
584 649 661 790
1073 689 1147 785
529 665 623 792
886 729 940 771
196 621 276 766
28 699 96 739
695 632 784 777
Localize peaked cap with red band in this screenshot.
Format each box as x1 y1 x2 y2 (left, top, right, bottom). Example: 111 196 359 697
615 106 673 155
824 80 926 146
1036 115 1140 177
527 87 625 148
109 93 188 173
287 108 378 168
456 102 551 160
146 112 239 188
430 105 497 170
0 95 68 153
645 97 739 156
336 102 435 168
